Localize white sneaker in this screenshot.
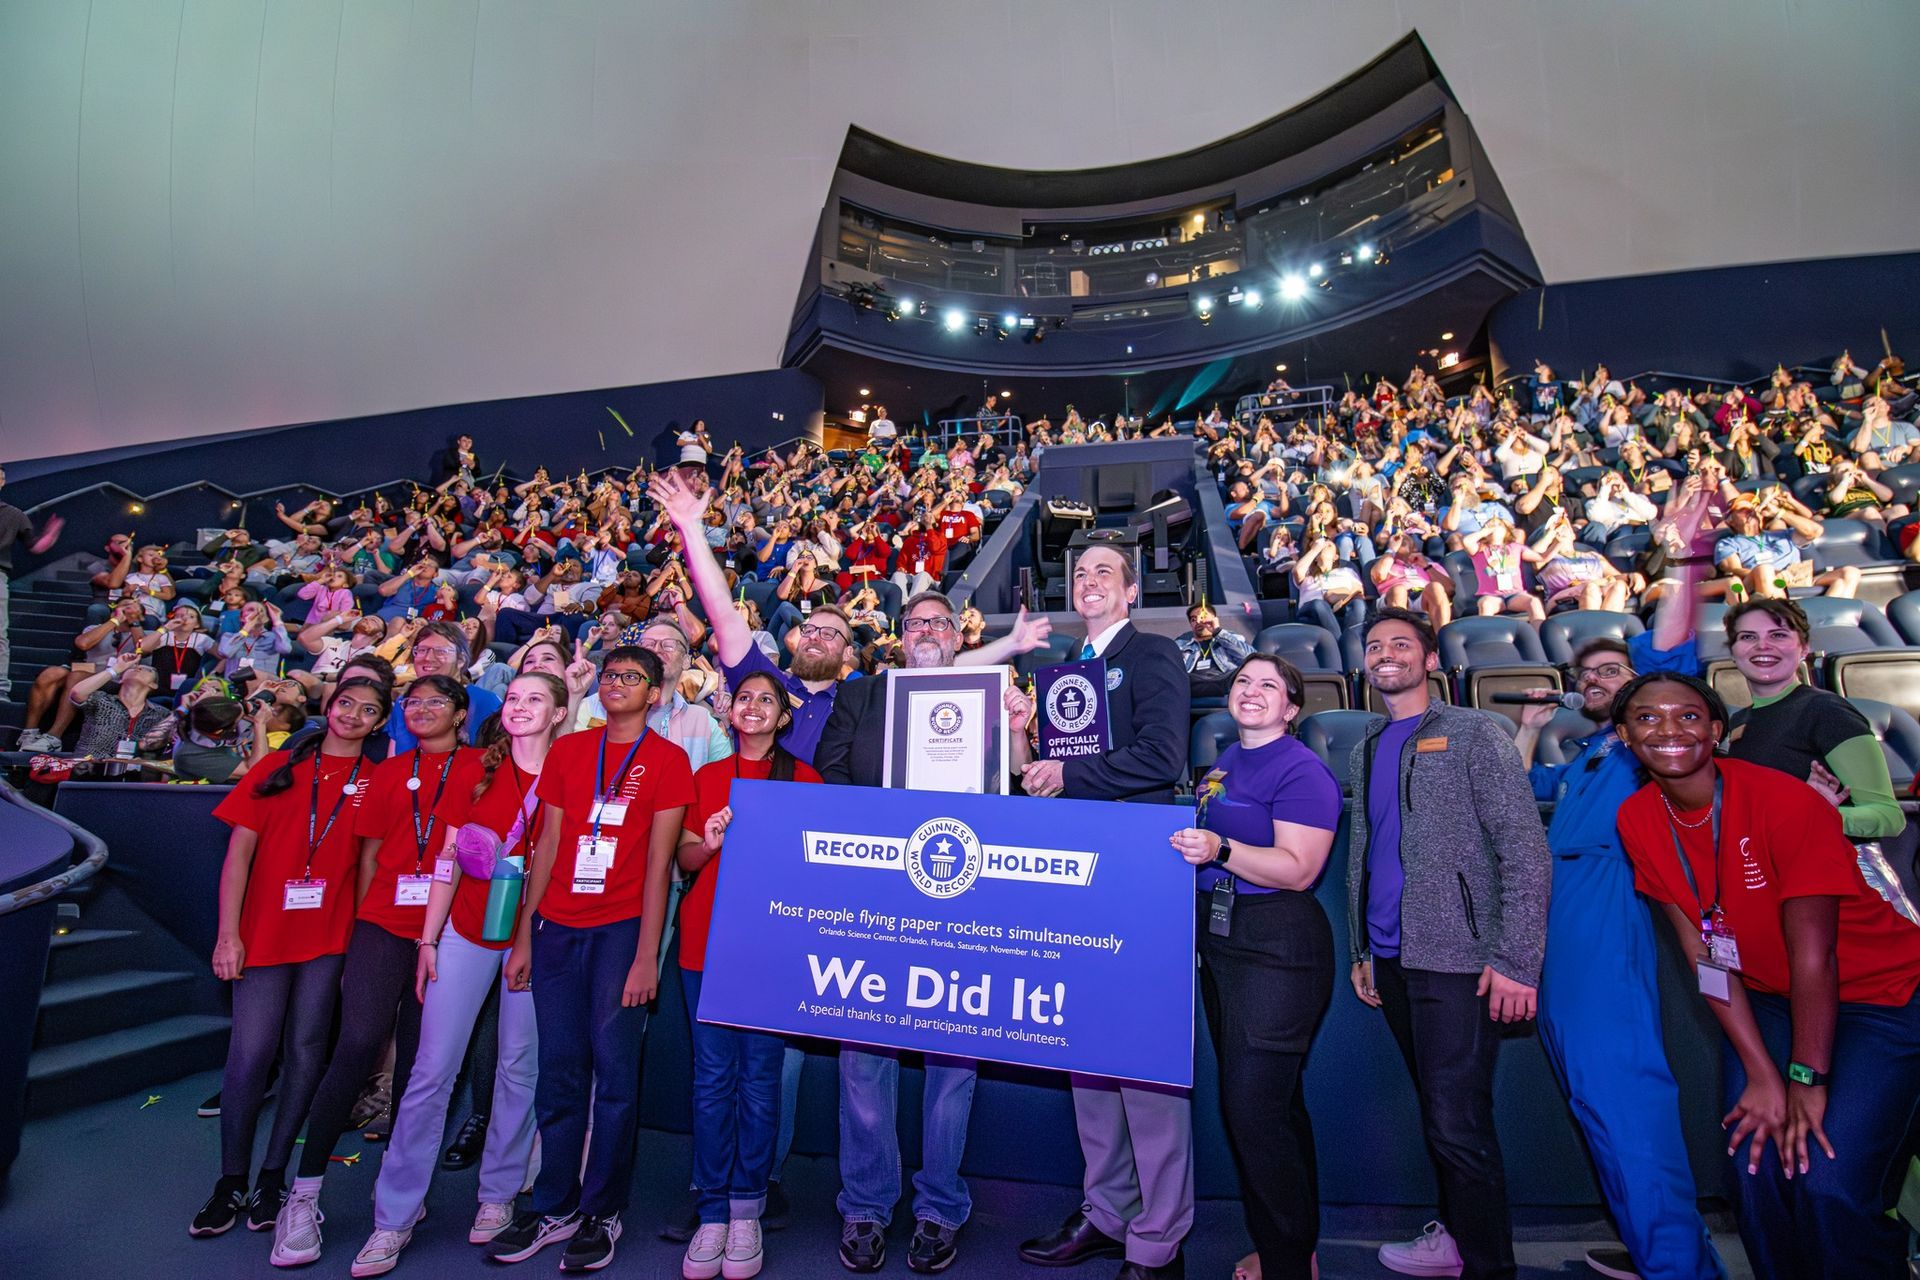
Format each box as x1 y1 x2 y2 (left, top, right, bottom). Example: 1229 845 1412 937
470 1201 515 1244
722 1218 763 1279
19 730 62 753
351 1226 413 1278
270 1188 324 1267
1378 1221 1464 1277
683 1222 728 1280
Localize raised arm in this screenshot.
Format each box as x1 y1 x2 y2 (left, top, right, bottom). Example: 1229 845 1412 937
648 469 752 668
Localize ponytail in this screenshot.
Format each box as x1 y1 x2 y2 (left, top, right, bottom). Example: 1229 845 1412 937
253 676 391 797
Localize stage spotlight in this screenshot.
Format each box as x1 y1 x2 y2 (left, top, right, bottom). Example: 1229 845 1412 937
1278 274 1307 302
1307 262 1323 278
1355 243 1375 262
1241 289 1262 309
1001 314 1019 330
943 310 965 332
897 298 913 314
1195 296 1214 315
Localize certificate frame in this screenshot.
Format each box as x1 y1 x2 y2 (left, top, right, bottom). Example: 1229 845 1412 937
880 667 1011 795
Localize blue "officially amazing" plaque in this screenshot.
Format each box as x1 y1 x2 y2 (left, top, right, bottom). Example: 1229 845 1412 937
697 780 1195 1087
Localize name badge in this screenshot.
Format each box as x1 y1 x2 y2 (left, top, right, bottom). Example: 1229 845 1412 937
913 559 926 575
394 875 432 907
1707 929 1741 972
588 799 628 827
283 879 327 911
573 835 616 894
170 672 187 689
433 857 456 884
1696 959 1732 1003
1416 737 1449 753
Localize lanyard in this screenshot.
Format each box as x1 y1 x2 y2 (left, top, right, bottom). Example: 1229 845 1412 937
306 753 364 876
1665 775 1724 929
409 748 460 870
503 760 544 863
590 727 648 842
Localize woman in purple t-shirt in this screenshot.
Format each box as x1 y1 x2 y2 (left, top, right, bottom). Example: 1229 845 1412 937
1171 653 1342 1280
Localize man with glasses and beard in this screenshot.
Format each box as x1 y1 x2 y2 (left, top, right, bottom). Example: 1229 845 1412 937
812 591 980 1275
1501 486 1724 1280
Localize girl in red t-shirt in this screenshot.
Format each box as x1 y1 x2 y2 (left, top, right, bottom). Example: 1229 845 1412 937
1615 672 1920 1276
267 675 480 1265
191 677 390 1240
675 671 821 1278
348 671 571 1275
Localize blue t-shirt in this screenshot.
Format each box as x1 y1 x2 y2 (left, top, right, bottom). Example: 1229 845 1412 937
1364 714 1425 957
388 683 501 754
1196 736 1342 895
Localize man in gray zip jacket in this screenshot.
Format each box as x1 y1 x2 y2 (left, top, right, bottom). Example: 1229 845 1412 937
1345 607 1550 1280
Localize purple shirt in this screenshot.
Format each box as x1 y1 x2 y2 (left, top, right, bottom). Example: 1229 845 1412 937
1365 714 1424 957
1196 737 1341 895
720 643 837 767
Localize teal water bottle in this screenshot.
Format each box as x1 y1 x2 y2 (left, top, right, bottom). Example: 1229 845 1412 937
482 854 525 943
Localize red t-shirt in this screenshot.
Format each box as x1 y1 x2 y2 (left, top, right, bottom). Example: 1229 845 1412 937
211 748 374 967
433 758 546 950
936 509 980 546
679 754 821 971
1619 757 1920 1006
352 746 486 940
534 726 695 929
898 529 948 577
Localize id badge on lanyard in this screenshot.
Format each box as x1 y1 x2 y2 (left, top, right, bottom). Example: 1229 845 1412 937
1669 777 1740 1003
578 730 645 894
405 749 459 899
291 755 362 913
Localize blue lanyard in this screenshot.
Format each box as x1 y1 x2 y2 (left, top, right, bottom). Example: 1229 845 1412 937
1665 775 1725 928
590 727 648 842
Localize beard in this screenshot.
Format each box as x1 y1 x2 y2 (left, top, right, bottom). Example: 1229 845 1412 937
790 648 842 682
1365 663 1426 695
905 637 952 670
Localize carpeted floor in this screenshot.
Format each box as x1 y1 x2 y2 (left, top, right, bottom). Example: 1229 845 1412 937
0 1069 1753 1279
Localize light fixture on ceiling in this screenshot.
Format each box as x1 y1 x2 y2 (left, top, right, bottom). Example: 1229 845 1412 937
1440 332 1454 342
858 388 870 396
1275 363 1288 373
943 310 965 332
1278 274 1307 302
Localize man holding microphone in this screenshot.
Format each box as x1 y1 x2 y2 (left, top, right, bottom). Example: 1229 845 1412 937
1014 544 1191 1280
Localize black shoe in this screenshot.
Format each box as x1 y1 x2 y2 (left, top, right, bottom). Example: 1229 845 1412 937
559 1213 621 1272
441 1112 488 1170
840 1219 886 1273
1018 1210 1125 1267
197 1091 222 1118
764 1180 790 1231
1115 1259 1184 1280
907 1220 958 1273
658 1191 700 1244
188 1176 248 1237
486 1210 581 1264
249 1169 286 1232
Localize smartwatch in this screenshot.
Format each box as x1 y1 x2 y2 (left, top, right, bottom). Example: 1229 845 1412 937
1786 1061 1829 1087
1215 839 1233 867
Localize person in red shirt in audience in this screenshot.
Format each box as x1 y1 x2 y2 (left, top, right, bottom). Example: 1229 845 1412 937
267 675 482 1266
675 670 822 1280
1615 671 1920 1280
485 646 694 1272
191 677 391 1240
891 519 947 597
837 519 892 594
352 671 572 1278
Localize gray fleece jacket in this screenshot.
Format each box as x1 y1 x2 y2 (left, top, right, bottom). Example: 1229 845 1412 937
1345 702 1552 987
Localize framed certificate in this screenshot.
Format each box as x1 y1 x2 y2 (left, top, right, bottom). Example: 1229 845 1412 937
880 667 1010 795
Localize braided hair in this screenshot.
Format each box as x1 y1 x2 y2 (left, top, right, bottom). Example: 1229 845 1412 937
253 676 391 797
471 670 570 802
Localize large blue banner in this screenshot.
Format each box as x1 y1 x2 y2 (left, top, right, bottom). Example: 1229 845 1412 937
698 780 1196 1088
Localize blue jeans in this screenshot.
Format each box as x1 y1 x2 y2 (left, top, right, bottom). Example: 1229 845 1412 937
1723 989 1920 1279
835 1047 976 1229
681 968 783 1224
529 915 648 1218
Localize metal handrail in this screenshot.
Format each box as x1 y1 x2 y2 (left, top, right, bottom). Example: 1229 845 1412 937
0 779 107 917
1236 386 1335 425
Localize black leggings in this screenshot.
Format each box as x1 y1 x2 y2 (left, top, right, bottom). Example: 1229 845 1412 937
1197 890 1334 1280
222 953 345 1179
295 921 422 1178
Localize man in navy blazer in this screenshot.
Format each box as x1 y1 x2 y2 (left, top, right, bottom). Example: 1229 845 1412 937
1016 545 1192 1280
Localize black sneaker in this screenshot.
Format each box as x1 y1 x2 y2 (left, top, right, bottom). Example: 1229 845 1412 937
840 1219 886 1273
442 1112 488 1170
907 1220 957 1273
658 1190 700 1243
249 1169 287 1232
485 1210 581 1264
559 1214 621 1273
764 1180 790 1231
197 1091 222 1118
188 1176 249 1237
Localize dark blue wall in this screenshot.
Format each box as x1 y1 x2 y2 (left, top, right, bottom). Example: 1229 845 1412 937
1489 251 1920 385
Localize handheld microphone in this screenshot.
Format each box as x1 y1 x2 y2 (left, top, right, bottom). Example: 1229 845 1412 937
1489 689 1585 709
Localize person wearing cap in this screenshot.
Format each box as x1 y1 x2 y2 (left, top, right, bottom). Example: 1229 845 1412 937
1713 491 1859 599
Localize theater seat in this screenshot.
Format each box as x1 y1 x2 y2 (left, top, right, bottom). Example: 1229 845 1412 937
1695 602 1732 661
1798 597 1902 655
1013 633 1080 678
1848 698 1920 792
1878 463 1920 510
1254 623 1341 672
1299 672 1351 719
1810 517 1889 568
1539 610 1647 667
1467 666 1564 728
1891 590 1920 646
1298 709 1379 793
1602 529 1652 573
1189 711 1237 786
1827 650 1920 724
1360 672 1451 716
1705 658 1813 710
1438 616 1549 671
1533 707 1604 767
1851 563 1916 611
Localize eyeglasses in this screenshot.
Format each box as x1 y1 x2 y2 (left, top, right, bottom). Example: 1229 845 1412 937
411 644 457 659
639 637 687 654
399 696 454 712
599 670 653 687
903 616 955 634
796 623 850 641
1576 662 1632 684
